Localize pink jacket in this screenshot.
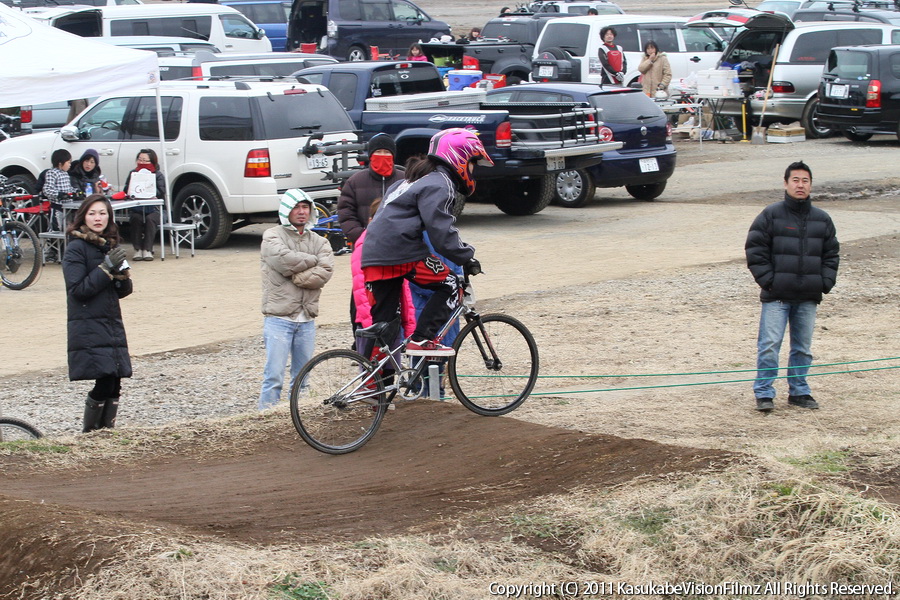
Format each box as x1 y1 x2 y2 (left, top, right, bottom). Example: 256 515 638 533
351 230 416 335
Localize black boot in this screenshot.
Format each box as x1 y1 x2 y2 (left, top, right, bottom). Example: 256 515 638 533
101 398 119 429
82 395 105 433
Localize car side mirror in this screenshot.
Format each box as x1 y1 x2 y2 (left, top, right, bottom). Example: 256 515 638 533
256 28 267 39
60 125 80 141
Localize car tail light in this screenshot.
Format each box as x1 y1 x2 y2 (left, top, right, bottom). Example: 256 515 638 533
19 107 32 124
462 55 480 70
283 87 308 95
866 79 881 108
771 82 794 93
597 125 614 142
192 66 202 80
245 149 271 177
495 121 511 148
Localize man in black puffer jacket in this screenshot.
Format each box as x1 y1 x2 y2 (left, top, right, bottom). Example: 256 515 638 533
745 161 839 412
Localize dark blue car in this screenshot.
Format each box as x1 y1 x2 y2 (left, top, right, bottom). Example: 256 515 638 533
486 82 676 206
222 0 291 51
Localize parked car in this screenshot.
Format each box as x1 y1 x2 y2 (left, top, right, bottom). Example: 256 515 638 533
817 43 900 140
755 0 802 18
158 50 336 80
531 15 725 90
284 0 451 60
221 0 291 51
712 13 900 137
0 81 356 248
486 82 675 206
100 35 222 54
0 0 139 6
792 7 900 24
529 0 624 16
25 3 272 53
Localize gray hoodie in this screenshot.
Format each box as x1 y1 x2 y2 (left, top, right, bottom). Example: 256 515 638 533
361 166 474 268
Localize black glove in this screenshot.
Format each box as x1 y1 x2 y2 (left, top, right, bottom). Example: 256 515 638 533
464 257 482 276
104 246 127 272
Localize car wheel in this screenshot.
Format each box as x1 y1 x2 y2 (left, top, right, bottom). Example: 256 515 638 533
347 46 367 61
173 182 231 249
842 128 873 142
801 97 832 139
625 181 667 201
494 176 554 215
553 169 595 208
4 173 36 194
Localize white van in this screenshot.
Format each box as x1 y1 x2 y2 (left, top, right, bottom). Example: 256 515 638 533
26 4 272 53
531 15 725 89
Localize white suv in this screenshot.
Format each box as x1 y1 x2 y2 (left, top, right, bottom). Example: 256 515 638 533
0 81 356 248
158 51 337 81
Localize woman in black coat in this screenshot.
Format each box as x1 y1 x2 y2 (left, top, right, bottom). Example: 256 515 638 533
62 194 133 433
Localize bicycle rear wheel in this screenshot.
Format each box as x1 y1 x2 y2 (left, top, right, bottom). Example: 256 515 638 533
0 417 43 441
290 348 387 454
1 220 42 290
448 313 539 416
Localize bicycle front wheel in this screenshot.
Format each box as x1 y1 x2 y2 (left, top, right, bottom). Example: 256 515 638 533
0 417 43 441
290 349 387 454
448 314 539 416
0 221 42 290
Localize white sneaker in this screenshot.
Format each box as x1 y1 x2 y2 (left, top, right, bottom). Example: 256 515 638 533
132 251 144 262
142 250 154 261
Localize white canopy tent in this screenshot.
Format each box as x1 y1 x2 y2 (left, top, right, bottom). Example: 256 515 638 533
0 3 174 256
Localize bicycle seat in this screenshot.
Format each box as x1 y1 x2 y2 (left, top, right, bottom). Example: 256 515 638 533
355 318 399 343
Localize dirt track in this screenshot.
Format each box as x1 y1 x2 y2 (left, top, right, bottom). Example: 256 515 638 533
2 100 900 598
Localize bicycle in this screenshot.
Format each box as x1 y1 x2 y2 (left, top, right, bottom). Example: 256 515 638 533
289 271 539 454
0 417 43 441
0 182 42 290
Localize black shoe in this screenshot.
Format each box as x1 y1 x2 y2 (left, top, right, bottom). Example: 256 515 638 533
755 398 775 412
788 395 819 409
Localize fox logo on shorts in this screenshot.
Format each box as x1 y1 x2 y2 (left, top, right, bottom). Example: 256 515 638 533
424 256 445 274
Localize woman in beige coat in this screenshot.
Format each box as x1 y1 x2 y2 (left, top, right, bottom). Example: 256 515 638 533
637 41 672 96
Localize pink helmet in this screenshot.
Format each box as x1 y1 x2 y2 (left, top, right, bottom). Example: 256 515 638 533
427 128 494 196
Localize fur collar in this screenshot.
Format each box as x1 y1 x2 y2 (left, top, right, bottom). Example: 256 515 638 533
71 227 111 248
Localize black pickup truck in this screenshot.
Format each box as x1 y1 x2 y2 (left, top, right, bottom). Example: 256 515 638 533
420 13 558 85
295 61 622 215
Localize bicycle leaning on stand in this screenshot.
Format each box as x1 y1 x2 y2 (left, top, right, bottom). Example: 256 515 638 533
0 181 42 290
289 268 539 454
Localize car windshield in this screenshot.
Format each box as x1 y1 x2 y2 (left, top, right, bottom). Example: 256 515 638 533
824 50 872 78
254 89 355 138
588 91 662 123
536 22 590 55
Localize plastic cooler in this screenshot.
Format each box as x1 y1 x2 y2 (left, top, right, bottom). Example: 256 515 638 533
300 43 317 53
448 70 482 91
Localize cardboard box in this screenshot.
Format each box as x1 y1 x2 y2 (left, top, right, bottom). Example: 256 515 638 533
766 125 806 143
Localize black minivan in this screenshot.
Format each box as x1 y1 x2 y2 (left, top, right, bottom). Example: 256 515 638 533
817 44 900 141
285 0 451 61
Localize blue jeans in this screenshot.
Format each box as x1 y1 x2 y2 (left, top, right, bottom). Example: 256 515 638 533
754 300 817 399
259 316 316 410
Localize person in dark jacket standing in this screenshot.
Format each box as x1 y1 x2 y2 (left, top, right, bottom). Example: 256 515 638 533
62 194 133 432
745 161 839 412
337 134 406 246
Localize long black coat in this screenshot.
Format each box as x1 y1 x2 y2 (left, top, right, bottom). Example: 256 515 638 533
62 231 133 381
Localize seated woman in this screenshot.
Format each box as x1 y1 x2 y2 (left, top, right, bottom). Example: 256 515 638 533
69 149 103 195
123 149 166 262
42 148 78 234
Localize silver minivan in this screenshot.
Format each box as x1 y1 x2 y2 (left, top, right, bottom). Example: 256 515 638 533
708 13 900 137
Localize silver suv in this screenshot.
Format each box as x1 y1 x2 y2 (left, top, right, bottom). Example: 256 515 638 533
712 13 900 137
158 50 337 81
0 81 356 248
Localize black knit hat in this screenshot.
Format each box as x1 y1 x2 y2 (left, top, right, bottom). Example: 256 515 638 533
367 133 396 156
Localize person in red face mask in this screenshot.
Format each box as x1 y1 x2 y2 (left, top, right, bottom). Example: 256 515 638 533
337 133 406 330
337 134 405 246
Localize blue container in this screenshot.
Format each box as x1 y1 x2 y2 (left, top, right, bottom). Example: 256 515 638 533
447 70 482 91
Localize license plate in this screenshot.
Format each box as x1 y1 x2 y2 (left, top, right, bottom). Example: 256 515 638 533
639 157 659 173
828 83 849 99
538 65 555 77
307 155 329 169
547 155 565 171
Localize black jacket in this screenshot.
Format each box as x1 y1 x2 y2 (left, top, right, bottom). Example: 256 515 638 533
63 230 133 381
745 193 839 304
337 166 405 244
